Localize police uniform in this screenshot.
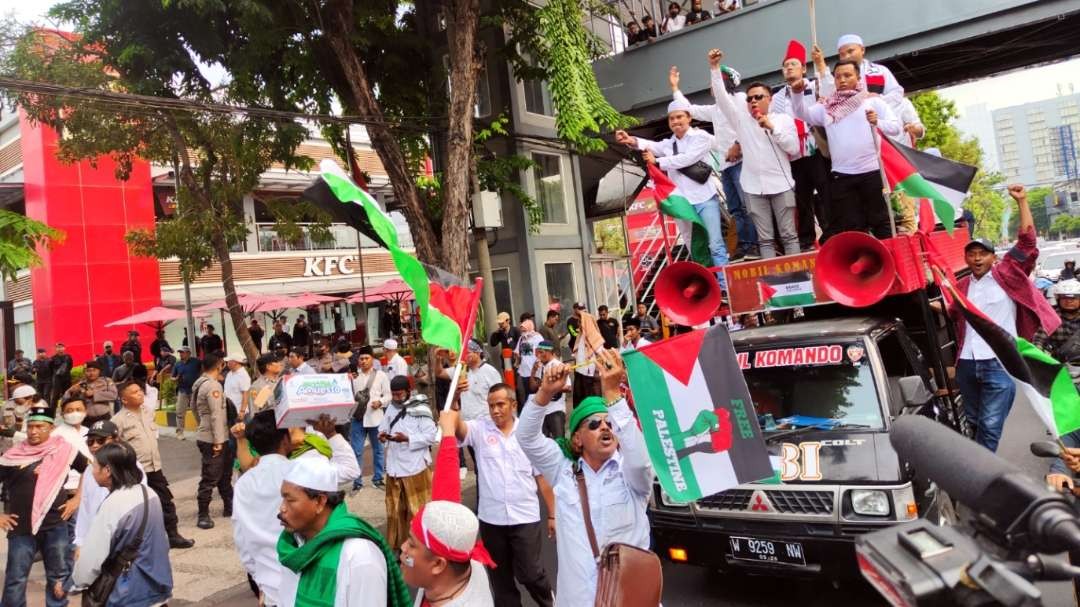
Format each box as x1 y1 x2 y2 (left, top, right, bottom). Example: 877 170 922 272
192 375 232 524
66 376 119 423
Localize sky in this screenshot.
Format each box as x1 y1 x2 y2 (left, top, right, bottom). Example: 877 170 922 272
938 57 1080 117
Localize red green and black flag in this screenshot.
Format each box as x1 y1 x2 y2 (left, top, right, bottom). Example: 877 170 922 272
305 160 481 354
934 267 1080 438
623 325 774 503
648 164 713 266
878 133 976 235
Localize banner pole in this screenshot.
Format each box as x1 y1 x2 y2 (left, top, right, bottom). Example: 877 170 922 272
871 126 899 238
441 277 484 412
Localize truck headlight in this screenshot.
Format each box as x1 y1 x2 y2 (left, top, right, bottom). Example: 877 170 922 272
851 490 890 516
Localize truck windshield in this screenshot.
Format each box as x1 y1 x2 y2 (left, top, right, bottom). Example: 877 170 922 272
739 342 885 431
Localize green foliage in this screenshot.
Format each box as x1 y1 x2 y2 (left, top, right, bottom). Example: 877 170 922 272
0 209 63 280
911 91 1005 241
1007 186 1054 235
593 217 626 254
1050 214 1080 239
475 115 542 230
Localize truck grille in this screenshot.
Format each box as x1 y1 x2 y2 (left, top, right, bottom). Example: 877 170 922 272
698 489 835 515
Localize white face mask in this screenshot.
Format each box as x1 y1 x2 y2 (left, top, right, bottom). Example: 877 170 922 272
63 412 86 426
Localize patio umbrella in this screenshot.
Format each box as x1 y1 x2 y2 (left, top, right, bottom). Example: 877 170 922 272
346 279 414 304
105 306 207 328
257 292 343 311
193 293 280 314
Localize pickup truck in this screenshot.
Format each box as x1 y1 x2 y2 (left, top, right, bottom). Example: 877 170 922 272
648 316 959 580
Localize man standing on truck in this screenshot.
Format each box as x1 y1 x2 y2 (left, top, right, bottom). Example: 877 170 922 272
948 184 1060 452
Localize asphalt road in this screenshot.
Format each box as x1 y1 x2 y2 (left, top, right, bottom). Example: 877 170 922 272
157 390 1072 607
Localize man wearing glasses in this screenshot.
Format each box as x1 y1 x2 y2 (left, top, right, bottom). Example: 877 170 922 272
517 349 653 606
706 49 801 259
72 420 149 550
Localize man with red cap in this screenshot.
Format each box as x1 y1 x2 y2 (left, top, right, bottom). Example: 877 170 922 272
771 39 832 250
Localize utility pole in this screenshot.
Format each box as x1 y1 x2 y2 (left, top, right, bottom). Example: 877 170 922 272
470 168 499 339
173 154 198 354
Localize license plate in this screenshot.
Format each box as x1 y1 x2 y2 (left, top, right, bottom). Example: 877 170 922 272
728 536 806 566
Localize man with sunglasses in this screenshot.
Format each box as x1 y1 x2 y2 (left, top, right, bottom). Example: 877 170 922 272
517 348 652 606
72 421 148 551
706 48 801 259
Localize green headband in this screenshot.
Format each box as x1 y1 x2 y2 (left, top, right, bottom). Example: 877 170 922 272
26 414 55 424
556 396 609 461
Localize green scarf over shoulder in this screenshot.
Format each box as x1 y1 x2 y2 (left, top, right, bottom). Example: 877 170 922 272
277 503 411 607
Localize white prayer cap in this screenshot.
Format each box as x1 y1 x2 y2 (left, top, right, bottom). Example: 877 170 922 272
837 34 864 50
224 353 246 364
667 98 692 116
412 501 495 567
384 338 398 350
11 385 36 399
284 455 339 493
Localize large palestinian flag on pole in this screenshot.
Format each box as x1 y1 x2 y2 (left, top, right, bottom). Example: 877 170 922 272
304 159 479 353
878 133 977 235
935 268 1080 438
623 325 773 503
648 163 713 267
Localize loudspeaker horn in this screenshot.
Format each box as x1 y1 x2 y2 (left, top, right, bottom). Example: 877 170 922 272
815 231 896 308
654 261 723 326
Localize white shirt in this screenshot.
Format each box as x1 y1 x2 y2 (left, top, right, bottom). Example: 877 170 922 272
515 333 544 379
385 353 409 381
671 89 738 172
413 562 492 607
791 92 900 175
224 367 252 411
378 401 438 478
290 362 316 376
53 423 90 491
74 460 147 546
817 59 905 112
461 363 502 422
635 127 718 205
711 68 799 196
278 536 387 607
771 77 823 159
353 368 391 428
460 418 541 525
661 13 685 32
888 96 924 147
961 272 1018 360
621 336 652 353
233 453 290 606
517 397 652 607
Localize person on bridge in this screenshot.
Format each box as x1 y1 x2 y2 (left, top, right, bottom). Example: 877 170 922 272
668 60 760 261
947 185 1060 452
518 349 652 606
790 59 901 240
615 99 729 284
771 40 832 251
707 48 801 259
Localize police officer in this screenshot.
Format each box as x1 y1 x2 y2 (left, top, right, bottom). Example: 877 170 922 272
65 361 118 426
191 353 232 529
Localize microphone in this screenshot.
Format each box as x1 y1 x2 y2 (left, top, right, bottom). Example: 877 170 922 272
891 415 1080 555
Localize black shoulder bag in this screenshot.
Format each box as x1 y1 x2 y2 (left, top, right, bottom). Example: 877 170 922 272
352 370 378 423
671 139 715 184
83 485 149 607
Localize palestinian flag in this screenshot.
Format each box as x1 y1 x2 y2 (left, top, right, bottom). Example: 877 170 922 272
648 164 712 267
759 271 815 308
623 325 774 503
878 134 977 235
305 160 481 353
937 270 1080 438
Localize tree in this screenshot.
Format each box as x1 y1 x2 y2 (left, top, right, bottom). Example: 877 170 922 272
198 0 630 278
911 92 1006 241
2 10 328 364
1007 185 1053 235
0 210 63 280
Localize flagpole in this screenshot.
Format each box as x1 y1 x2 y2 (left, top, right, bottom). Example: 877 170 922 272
808 0 817 50
871 126 899 238
441 277 484 412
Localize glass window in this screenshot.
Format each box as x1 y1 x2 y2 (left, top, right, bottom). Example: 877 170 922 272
523 77 553 117
544 262 576 324
533 153 567 224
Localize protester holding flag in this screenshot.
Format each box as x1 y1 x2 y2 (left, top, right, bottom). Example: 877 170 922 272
615 99 729 281
707 48 801 259
790 59 900 240
945 184 1061 452
518 349 652 607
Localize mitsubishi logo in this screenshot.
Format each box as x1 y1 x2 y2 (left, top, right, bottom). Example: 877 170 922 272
750 490 772 512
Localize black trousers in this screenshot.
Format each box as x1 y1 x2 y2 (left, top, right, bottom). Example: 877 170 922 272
571 372 599 407
479 520 554 607
145 469 180 537
196 440 234 515
542 411 566 440
824 170 892 241
791 153 831 249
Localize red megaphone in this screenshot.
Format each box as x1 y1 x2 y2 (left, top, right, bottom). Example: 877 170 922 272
654 262 723 326
814 231 896 308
